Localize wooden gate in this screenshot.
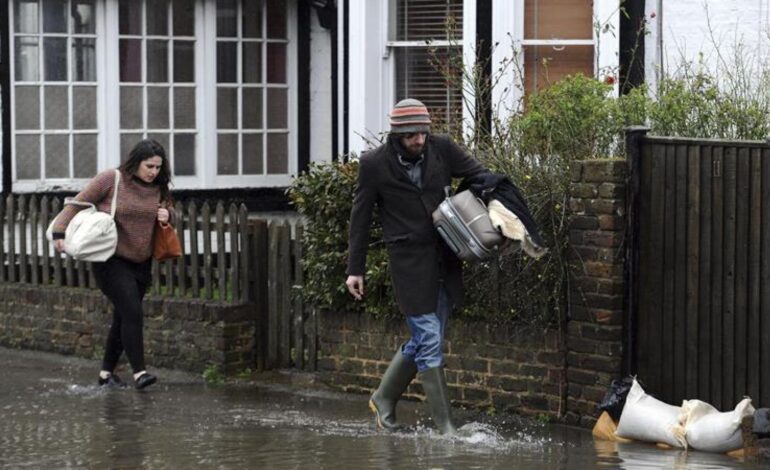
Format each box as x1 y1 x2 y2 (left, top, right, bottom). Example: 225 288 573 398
628 130 770 409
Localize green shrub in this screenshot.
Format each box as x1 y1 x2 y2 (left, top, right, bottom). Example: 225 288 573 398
290 63 769 326
288 161 398 318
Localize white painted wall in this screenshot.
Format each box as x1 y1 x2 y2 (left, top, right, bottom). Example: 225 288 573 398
645 0 770 91
309 9 334 163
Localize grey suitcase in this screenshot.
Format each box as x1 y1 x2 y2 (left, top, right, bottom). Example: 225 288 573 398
432 189 504 262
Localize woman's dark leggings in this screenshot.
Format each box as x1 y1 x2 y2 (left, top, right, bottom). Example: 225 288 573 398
93 256 152 374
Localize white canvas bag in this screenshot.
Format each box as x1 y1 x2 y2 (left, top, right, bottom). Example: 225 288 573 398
46 170 120 262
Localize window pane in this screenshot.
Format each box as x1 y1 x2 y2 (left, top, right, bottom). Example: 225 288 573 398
147 40 169 82
266 133 287 174
243 42 261 83
73 86 97 129
120 86 143 129
43 0 68 33
524 0 592 40
45 134 69 178
14 0 39 33
44 86 69 129
119 39 142 82
120 134 143 161
217 87 237 129
44 37 68 81
267 88 287 129
217 134 238 174
147 86 169 129
523 45 593 94
266 0 286 39
71 0 96 34
119 0 142 35
173 41 195 82
73 134 97 177
14 38 39 81
395 46 462 131
173 0 195 36
72 38 96 82
14 86 40 130
174 133 196 175
266 43 285 83
16 135 41 179
217 0 237 37
174 87 196 129
147 133 170 157
395 0 463 41
217 42 237 83
242 87 262 129
147 0 169 35
242 134 263 174
243 0 262 38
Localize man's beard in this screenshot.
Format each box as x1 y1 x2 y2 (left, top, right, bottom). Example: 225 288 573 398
404 143 424 157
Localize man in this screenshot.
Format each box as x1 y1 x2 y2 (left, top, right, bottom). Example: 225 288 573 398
345 98 488 434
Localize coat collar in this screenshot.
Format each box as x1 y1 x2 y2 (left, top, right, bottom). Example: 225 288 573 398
386 135 440 191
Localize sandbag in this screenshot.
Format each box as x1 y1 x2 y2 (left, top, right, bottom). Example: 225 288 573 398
615 379 686 448
681 398 754 453
592 411 633 443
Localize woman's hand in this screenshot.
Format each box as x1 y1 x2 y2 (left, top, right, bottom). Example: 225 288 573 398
157 207 170 223
53 239 65 252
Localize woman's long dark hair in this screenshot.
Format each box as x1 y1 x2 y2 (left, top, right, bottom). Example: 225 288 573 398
119 139 173 203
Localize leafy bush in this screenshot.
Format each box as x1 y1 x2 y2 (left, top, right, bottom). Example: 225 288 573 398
288 160 397 318
290 62 769 325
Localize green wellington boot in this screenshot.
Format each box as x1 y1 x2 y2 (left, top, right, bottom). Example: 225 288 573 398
369 347 418 430
418 366 457 434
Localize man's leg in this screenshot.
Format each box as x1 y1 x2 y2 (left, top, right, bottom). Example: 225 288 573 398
404 286 456 434
369 344 418 430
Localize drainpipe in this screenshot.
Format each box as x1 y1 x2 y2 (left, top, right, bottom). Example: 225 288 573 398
656 0 663 84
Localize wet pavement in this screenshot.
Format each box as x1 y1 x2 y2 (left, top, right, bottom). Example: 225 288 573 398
0 347 760 469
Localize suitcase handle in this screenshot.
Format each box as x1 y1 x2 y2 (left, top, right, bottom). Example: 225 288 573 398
443 186 452 198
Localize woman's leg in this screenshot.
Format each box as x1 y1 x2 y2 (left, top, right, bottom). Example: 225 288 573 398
95 258 148 374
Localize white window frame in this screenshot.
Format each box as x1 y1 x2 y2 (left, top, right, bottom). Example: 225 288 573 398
385 0 476 140
112 0 200 184
8 0 298 193
491 0 619 124
203 0 297 189
347 0 476 155
10 0 106 193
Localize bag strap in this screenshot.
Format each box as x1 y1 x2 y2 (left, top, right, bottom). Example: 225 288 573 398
62 169 121 218
110 169 121 218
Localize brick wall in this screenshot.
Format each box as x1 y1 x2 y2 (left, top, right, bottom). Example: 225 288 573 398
318 311 565 419
566 159 627 426
0 284 255 374
317 158 628 427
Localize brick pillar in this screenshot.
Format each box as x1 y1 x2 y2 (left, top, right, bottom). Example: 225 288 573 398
565 159 627 427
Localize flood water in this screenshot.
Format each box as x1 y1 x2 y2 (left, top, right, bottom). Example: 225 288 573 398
0 347 759 469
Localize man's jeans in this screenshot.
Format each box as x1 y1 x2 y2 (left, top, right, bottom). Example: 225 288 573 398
401 285 450 371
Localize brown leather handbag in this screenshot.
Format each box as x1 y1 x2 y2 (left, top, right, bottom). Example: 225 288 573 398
153 221 182 261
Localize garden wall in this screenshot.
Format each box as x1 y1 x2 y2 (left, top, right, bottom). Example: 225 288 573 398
317 159 628 427
0 284 255 374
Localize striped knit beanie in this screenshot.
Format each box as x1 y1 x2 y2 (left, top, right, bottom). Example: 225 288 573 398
389 98 431 134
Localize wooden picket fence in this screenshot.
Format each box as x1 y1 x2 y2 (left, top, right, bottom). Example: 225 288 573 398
0 194 316 371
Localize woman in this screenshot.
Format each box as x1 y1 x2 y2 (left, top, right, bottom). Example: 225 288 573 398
52 139 174 390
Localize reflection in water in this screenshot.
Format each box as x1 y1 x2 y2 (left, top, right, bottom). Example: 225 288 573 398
0 348 760 469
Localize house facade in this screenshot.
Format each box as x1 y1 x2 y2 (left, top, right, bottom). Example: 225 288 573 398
1 0 767 205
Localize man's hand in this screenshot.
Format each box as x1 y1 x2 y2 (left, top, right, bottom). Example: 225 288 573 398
53 239 65 253
345 275 364 300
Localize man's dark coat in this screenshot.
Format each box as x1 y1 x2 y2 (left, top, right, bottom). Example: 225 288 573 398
347 135 487 316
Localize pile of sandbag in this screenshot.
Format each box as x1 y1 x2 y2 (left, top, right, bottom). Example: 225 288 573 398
593 378 754 453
